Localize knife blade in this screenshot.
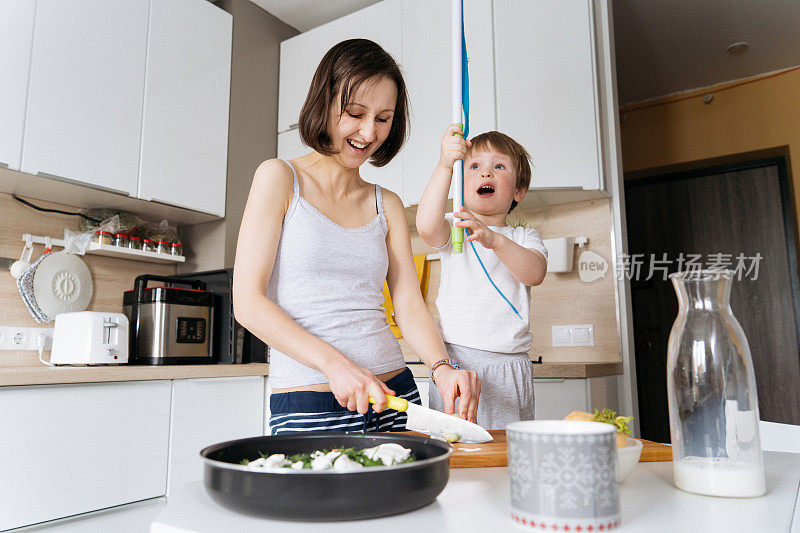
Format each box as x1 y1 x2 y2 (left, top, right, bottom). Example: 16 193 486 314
370 395 493 443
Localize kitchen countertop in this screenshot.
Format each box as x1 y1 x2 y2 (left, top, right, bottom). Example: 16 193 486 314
150 451 800 532
0 361 621 386
0 363 270 386
408 361 623 379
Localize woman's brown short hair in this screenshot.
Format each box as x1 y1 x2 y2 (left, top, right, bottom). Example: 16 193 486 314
468 131 532 212
298 39 409 167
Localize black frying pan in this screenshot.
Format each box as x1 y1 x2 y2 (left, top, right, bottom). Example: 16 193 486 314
200 432 452 521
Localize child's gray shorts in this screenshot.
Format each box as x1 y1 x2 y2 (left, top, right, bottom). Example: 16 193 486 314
428 342 535 431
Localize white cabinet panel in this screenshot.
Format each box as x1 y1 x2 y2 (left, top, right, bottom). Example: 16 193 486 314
277 129 308 161
0 381 171 530
21 0 149 195
168 377 265 494
494 0 601 191
533 376 619 420
414 377 431 409
401 0 495 207
0 0 35 170
278 0 402 134
533 378 588 420
138 0 232 217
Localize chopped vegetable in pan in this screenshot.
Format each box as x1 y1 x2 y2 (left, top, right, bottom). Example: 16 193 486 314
239 443 416 471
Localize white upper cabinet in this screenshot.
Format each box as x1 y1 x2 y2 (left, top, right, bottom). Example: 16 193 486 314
278 0 403 196
138 0 232 217
494 0 602 191
278 0 402 134
277 129 307 161
0 0 36 171
21 0 149 195
400 0 496 207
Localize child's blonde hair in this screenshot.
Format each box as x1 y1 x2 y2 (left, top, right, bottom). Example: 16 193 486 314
467 131 531 212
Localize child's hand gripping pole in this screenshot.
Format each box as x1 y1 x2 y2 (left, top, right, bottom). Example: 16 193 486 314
451 0 465 254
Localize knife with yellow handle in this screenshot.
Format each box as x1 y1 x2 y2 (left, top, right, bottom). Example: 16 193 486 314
369 395 493 443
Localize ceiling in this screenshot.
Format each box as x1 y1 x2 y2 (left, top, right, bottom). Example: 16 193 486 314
252 0 800 106
612 0 800 105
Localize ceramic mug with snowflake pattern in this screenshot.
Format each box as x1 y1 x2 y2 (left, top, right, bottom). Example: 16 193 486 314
507 420 620 531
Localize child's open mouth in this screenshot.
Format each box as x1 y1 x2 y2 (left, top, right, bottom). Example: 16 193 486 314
347 138 370 153
477 184 495 198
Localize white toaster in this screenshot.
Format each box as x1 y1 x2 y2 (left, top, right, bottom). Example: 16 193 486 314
50 311 129 365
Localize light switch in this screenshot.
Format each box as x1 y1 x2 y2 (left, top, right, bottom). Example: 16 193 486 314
551 326 571 347
551 325 594 347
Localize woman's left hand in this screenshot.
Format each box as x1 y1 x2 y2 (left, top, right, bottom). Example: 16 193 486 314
433 366 481 423
454 210 498 249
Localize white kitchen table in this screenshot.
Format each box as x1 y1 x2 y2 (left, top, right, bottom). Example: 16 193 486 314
150 452 800 532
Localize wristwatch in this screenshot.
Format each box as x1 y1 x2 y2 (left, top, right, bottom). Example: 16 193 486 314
430 358 463 385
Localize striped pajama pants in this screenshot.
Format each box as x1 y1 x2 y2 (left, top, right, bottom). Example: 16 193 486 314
269 367 421 434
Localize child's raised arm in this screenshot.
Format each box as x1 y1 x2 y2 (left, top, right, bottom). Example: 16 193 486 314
415 124 471 248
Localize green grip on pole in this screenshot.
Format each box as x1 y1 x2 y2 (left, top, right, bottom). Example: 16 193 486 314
452 226 464 254
453 122 464 139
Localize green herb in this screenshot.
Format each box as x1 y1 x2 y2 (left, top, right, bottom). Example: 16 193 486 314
592 408 633 435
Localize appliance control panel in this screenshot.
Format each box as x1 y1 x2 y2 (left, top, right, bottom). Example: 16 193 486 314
176 317 206 343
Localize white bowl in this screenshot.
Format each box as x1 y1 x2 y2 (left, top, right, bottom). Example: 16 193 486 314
616 437 643 483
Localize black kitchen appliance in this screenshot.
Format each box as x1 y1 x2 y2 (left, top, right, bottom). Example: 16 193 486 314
123 274 214 365
171 268 268 364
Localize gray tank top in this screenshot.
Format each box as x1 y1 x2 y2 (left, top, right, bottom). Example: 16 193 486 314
266 160 406 389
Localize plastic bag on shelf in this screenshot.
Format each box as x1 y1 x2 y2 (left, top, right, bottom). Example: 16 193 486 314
63 228 92 255
79 209 139 234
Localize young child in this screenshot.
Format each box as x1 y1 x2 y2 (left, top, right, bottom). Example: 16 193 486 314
415 125 548 430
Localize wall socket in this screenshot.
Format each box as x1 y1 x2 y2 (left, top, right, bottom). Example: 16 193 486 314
551 325 594 347
0 327 54 351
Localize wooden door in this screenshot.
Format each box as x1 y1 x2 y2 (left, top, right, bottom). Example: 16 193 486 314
626 159 800 442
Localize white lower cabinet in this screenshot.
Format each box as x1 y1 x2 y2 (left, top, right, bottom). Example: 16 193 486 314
413 377 431 408
0 381 171 531
168 376 265 495
533 376 619 420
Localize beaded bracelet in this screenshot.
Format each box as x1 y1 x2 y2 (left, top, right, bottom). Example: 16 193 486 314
430 358 463 385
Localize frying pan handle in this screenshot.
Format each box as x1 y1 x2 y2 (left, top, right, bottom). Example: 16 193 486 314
133 274 206 302
369 395 409 412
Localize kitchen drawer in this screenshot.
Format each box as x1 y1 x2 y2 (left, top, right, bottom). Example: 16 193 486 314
168 376 265 495
0 380 171 530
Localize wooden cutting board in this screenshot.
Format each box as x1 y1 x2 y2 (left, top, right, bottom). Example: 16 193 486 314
448 430 673 468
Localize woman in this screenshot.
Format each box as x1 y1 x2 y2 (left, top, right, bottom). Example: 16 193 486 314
233 39 480 434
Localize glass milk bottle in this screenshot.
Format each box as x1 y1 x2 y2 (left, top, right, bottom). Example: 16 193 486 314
667 270 766 497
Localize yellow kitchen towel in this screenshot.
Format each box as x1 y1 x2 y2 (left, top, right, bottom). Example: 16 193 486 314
382 254 430 338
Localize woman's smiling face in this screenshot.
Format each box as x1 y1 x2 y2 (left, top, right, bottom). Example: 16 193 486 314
328 76 397 169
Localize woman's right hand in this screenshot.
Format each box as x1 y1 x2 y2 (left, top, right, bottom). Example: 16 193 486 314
323 356 395 415
437 124 471 170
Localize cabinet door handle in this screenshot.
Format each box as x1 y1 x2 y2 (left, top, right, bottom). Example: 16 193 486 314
288 123 299 131
35 171 131 196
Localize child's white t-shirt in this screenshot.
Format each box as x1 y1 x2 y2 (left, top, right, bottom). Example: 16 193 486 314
434 214 548 354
